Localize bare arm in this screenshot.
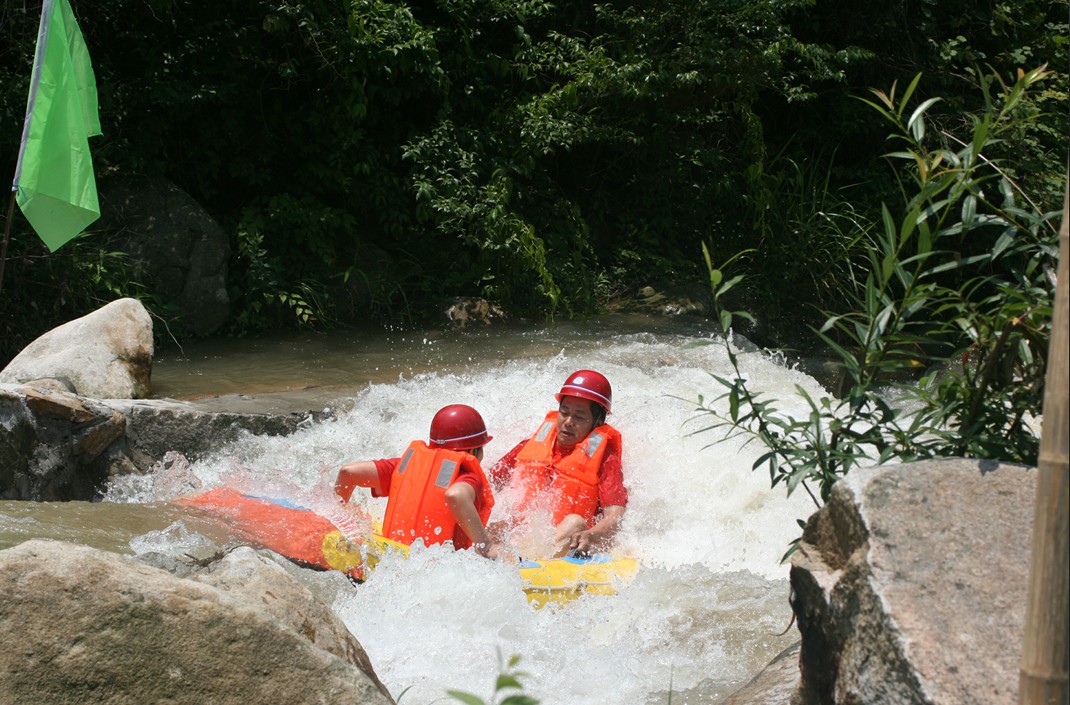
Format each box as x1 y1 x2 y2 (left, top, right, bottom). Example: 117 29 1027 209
568 504 625 553
487 441 525 490
444 482 501 559
335 461 383 501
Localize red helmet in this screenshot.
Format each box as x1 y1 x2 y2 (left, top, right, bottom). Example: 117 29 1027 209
556 369 612 414
429 404 492 450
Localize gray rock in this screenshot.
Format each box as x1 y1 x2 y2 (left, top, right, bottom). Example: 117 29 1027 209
0 407 33 499
0 297 153 399
442 296 506 328
0 539 395 705
613 283 712 317
789 458 1034 705
106 396 323 470
190 545 390 696
0 384 323 500
722 642 800 705
0 384 126 500
99 176 231 336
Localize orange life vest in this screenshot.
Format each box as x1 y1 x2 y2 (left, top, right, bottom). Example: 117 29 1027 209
513 411 621 524
381 440 494 549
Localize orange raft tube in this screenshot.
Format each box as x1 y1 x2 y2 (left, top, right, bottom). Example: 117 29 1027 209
175 486 367 582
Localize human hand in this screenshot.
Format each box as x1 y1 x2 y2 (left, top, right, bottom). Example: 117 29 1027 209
563 505 625 555
568 530 597 554
474 540 504 560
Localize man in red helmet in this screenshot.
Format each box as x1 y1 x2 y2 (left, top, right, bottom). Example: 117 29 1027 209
334 404 502 559
489 369 627 555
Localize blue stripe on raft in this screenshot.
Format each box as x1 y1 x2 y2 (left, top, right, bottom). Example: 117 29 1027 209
520 553 613 568
243 494 311 511
562 553 611 565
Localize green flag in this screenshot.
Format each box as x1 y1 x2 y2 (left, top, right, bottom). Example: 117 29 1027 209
12 0 102 252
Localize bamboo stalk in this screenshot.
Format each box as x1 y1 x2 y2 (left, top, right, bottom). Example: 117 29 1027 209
1018 183 1069 705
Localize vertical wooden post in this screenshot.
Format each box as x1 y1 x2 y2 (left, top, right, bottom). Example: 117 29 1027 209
1018 183 1069 705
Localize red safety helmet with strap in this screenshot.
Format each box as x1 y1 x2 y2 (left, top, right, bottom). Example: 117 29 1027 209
556 369 612 414
428 404 492 450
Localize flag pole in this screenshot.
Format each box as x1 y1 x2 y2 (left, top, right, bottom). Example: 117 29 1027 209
0 189 16 292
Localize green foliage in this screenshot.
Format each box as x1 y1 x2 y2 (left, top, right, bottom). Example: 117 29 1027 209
692 68 1058 545
0 232 153 363
404 123 563 316
854 66 1056 462
444 652 539 705
226 219 331 334
1 0 1065 350
738 150 878 334
701 242 755 335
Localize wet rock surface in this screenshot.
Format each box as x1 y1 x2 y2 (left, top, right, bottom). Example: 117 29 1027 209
788 458 1034 705
0 540 394 705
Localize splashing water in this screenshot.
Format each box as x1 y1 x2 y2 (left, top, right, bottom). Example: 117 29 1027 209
104 320 827 704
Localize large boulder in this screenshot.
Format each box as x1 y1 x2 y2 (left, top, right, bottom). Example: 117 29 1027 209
0 297 153 399
99 175 231 336
188 544 388 695
0 540 395 705
788 458 1034 705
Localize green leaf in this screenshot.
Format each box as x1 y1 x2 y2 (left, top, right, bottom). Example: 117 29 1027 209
898 73 924 116
907 97 941 141
497 675 523 690
500 697 540 705
719 273 746 296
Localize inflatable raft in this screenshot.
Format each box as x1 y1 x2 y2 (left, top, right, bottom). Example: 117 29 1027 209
177 487 638 607
364 530 639 608
175 486 368 582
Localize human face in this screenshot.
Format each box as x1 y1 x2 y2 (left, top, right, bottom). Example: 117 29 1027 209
556 396 596 450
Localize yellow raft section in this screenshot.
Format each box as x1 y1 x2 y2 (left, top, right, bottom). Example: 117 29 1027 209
365 530 640 609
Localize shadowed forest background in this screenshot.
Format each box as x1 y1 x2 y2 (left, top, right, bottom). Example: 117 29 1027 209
1 0 1066 363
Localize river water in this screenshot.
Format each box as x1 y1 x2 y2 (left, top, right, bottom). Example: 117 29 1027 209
2 314 826 704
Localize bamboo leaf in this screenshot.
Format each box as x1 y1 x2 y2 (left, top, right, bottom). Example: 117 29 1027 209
907 97 941 139
898 73 924 115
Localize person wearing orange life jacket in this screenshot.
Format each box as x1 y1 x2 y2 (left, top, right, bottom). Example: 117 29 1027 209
334 404 502 559
489 369 627 555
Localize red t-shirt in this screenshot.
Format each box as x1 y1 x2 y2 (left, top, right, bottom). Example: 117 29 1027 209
488 431 628 510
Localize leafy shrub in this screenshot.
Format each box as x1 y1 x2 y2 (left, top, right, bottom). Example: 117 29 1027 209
692 67 1060 557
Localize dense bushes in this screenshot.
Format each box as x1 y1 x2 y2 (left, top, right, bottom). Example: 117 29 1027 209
695 68 1060 553
1 0 1065 362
